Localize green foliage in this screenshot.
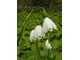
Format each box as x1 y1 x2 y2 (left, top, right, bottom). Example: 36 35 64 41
17 7 62 60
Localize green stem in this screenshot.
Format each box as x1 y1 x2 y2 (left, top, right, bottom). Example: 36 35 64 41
36 40 40 56
17 9 33 46
47 49 50 60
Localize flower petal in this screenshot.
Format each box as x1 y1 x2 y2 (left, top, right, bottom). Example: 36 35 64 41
30 30 35 42
45 40 51 49
34 25 43 40
43 17 58 33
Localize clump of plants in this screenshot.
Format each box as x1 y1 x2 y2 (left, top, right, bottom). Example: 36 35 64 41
30 17 58 60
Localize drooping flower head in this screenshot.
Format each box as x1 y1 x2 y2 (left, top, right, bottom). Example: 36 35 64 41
34 25 43 40
45 40 51 49
43 17 58 33
30 25 45 42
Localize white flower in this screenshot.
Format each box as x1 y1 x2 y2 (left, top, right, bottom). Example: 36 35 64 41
30 30 35 42
34 25 44 40
30 25 45 42
46 40 51 49
43 17 58 33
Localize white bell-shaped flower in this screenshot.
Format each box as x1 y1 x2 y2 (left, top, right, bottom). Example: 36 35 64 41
30 30 35 42
30 25 46 42
43 17 58 33
34 25 43 40
46 40 51 49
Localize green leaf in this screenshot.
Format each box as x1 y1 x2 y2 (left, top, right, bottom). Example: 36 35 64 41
52 40 61 49
55 52 62 60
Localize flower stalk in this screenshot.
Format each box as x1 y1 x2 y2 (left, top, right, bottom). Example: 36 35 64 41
47 49 50 60
36 40 40 56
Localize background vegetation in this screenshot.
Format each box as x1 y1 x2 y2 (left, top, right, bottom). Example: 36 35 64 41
17 0 62 60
